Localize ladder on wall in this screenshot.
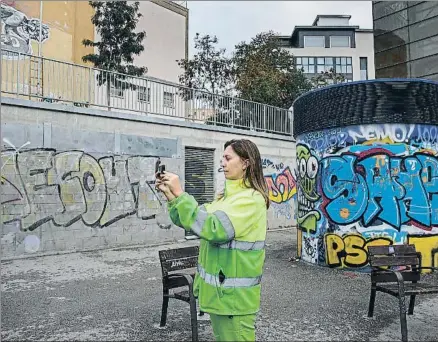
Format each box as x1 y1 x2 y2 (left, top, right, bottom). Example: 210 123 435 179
29 56 43 98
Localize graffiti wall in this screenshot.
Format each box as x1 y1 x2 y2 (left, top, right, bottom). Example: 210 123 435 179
262 157 296 223
1 120 183 258
296 124 438 269
2 100 298 258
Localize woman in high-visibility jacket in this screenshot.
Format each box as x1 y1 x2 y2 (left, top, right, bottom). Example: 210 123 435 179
156 139 269 342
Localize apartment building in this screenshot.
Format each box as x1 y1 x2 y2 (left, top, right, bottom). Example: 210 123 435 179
277 14 375 82
372 1 438 81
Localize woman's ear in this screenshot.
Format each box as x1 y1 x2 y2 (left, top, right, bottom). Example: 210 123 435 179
242 159 249 170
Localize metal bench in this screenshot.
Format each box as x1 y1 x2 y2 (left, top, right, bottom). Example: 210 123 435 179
158 246 202 342
367 244 438 342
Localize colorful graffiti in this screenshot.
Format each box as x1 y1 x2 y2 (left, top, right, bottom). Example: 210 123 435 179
296 124 438 270
1 149 165 231
321 150 438 229
1 3 50 57
296 144 320 233
262 159 296 220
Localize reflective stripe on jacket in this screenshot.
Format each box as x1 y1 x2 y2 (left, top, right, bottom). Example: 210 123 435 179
167 178 267 316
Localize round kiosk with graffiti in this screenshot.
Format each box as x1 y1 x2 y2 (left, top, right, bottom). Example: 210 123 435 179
293 79 438 271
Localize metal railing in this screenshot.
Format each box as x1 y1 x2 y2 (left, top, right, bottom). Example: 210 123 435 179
1 49 293 136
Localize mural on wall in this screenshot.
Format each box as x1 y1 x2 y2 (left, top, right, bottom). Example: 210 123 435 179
296 124 438 269
262 158 297 220
218 157 297 221
1 3 50 58
1 148 165 232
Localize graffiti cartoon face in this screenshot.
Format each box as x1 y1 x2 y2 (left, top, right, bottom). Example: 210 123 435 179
296 144 321 233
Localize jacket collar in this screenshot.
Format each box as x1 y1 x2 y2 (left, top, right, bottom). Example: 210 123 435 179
224 178 249 197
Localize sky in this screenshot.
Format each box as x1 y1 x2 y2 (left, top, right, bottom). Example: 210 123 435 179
186 1 373 56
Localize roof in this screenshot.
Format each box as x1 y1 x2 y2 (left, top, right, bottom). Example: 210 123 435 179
312 14 352 26
290 25 359 40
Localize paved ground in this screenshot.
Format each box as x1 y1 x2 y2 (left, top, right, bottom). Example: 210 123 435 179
2 230 438 341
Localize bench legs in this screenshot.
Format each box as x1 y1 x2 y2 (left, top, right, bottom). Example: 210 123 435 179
160 290 169 327
408 295 416 315
368 286 377 317
189 292 199 342
398 294 408 342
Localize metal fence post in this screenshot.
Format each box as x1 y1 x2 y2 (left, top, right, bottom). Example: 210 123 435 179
16 53 20 97
88 67 92 106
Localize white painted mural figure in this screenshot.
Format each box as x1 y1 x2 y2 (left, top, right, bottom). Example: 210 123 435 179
0 3 49 57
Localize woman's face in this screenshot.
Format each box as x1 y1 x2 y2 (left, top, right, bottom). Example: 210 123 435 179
221 145 247 180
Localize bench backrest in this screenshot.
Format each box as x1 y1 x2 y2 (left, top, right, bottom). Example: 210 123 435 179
158 246 199 277
368 244 421 282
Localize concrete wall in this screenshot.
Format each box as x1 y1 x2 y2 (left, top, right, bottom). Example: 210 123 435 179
296 124 438 271
1 98 297 259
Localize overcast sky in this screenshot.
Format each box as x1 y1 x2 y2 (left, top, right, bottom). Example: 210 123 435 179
187 1 373 56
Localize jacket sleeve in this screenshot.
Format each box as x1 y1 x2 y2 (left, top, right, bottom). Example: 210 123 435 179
167 192 264 243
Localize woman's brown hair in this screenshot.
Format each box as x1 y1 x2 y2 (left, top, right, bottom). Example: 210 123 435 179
223 139 270 209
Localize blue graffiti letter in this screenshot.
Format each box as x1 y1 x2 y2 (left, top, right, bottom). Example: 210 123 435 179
392 157 430 226
416 154 438 226
358 155 404 228
321 155 368 224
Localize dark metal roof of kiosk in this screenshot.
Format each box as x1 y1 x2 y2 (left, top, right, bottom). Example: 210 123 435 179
292 79 438 137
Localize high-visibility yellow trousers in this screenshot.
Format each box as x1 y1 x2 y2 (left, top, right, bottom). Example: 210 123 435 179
209 313 257 342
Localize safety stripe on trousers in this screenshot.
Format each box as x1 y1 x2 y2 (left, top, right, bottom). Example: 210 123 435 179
216 240 265 251
191 205 235 240
197 264 262 288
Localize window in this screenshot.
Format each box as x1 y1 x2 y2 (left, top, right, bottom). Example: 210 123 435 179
304 36 325 48
296 57 315 73
163 91 174 108
409 16 438 42
316 57 334 73
110 83 123 98
410 54 438 78
317 57 325 73
409 35 438 61
376 63 409 78
335 57 352 74
374 27 409 52
325 57 334 72
408 2 438 23
330 36 350 48
374 9 408 33
373 1 407 20
360 57 368 80
138 86 150 103
375 45 409 69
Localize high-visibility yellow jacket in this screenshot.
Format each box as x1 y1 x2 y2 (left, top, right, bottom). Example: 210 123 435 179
167 178 267 316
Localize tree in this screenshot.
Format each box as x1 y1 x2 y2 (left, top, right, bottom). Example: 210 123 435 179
230 31 311 134
177 33 234 96
176 33 235 122
232 31 312 109
310 68 346 89
82 1 147 107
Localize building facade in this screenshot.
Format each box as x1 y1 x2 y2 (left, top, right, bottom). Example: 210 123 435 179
1 0 189 117
277 15 375 83
372 1 438 81
1 0 188 82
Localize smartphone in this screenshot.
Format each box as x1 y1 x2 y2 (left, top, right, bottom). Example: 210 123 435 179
155 159 166 177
